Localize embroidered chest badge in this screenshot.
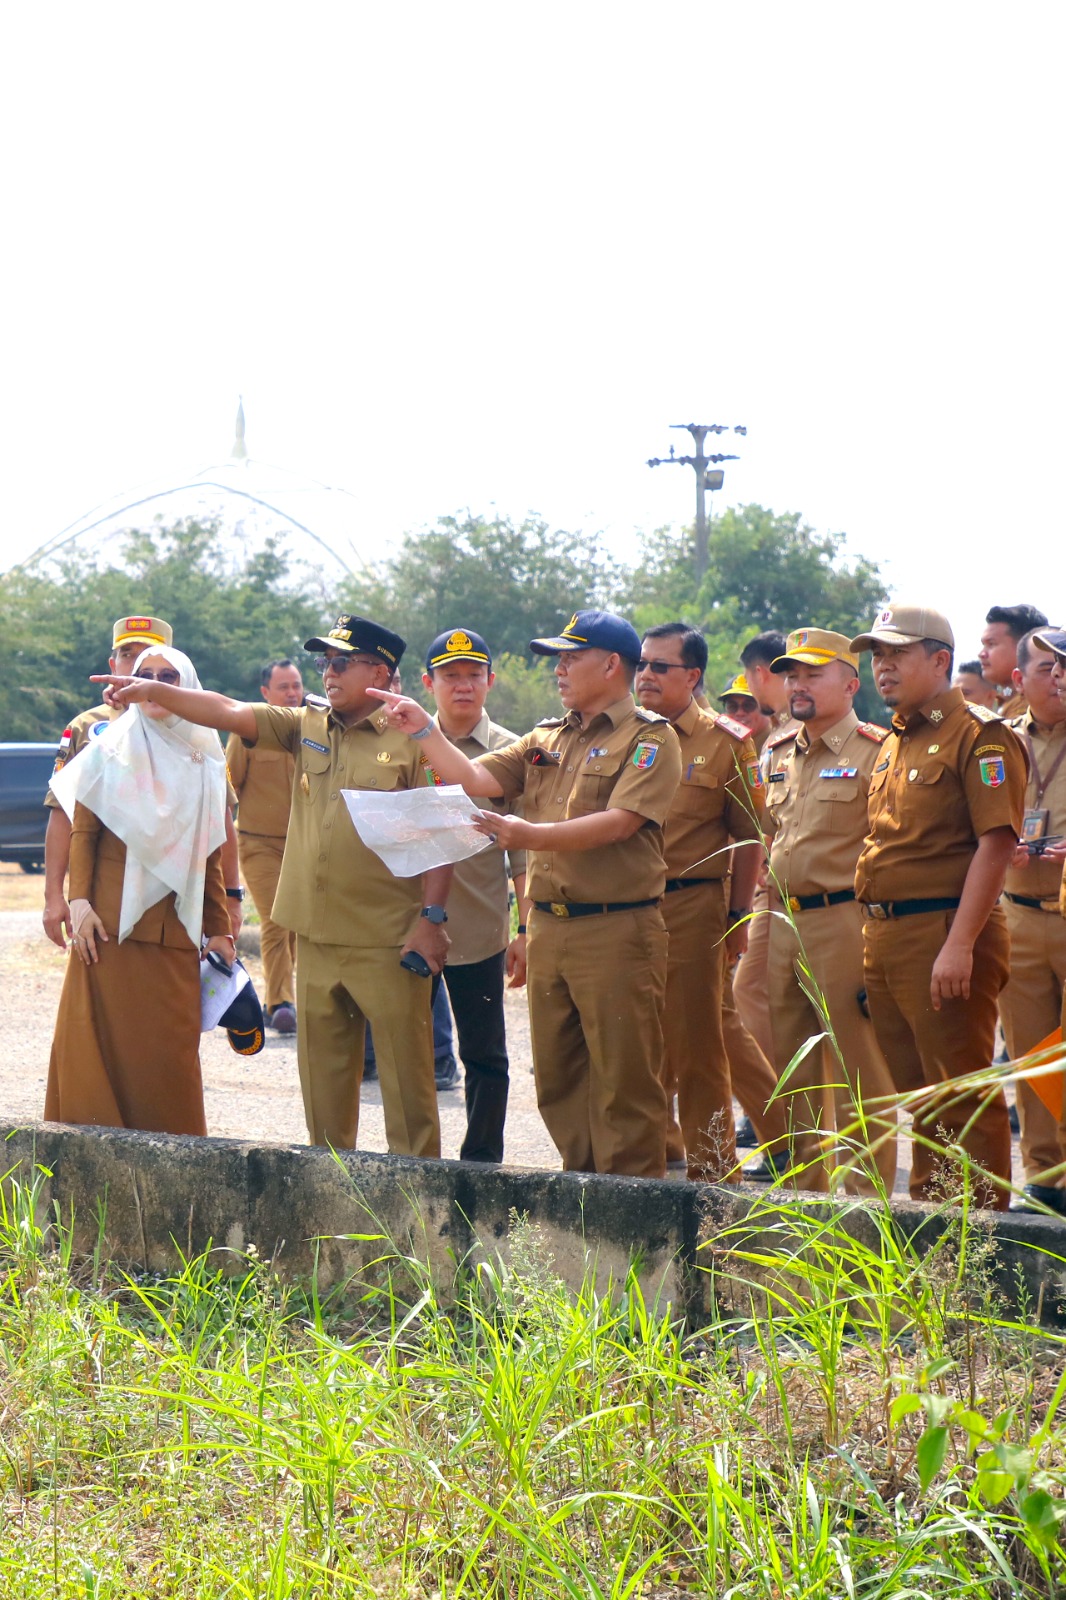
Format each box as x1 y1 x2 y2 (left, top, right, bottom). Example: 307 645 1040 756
979 755 1006 788
633 741 659 770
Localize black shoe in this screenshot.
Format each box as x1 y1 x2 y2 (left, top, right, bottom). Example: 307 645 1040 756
434 1055 460 1091
1008 1102 1021 1135
742 1150 792 1183
1009 1183 1066 1217
735 1116 758 1148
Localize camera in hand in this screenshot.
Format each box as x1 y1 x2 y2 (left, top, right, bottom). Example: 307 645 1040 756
1026 834 1062 858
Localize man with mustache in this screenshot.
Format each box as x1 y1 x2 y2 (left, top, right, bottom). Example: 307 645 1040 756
851 604 1027 1209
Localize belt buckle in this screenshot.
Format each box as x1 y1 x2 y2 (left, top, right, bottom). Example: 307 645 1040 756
867 903 889 920
550 902 569 919
787 896 801 914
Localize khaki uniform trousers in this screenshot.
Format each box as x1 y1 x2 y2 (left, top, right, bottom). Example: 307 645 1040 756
731 883 775 1061
527 903 669 1178
863 906 1011 1210
661 880 735 1181
768 900 898 1196
999 901 1066 1181
239 834 297 1011
295 937 440 1158
721 959 789 1153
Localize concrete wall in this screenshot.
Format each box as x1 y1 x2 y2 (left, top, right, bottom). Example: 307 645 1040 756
3 1121 1066 1329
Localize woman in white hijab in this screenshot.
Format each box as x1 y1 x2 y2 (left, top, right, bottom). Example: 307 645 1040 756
46 646 234 1134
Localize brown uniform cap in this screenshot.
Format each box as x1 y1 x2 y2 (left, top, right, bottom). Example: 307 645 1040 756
850 603 954 652
112 615 173 649
770 627 860 673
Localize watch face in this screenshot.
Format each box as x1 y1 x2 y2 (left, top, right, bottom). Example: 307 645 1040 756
422 905 447 923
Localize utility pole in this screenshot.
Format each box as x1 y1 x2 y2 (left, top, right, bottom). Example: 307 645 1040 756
647 422 747 584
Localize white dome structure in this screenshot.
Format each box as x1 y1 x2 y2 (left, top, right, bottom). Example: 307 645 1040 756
12 401 370 581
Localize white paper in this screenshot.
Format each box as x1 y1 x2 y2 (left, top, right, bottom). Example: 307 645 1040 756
341 783 494 877
200 958 250 1031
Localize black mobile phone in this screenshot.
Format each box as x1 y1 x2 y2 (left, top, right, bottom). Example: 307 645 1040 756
205 948 233 978
400 950 432 978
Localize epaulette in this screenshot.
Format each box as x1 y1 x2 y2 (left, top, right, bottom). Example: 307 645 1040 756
634 707 669 723
855 721 889 743
712 711 750 741
765 725 799 750
304 693 330 712
964 703 1002 724
534 716 566 727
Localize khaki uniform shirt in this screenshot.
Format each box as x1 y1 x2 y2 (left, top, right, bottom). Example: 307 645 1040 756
1005 711 1066 904
662 700 764 881
475 694 681 904
855 687 1026 904
765 710 889 897
424 711 526 965
226 733 295 839
250 700 426 948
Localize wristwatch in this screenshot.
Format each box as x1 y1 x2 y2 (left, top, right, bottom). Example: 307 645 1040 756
226 887 245 901
420 905 448 925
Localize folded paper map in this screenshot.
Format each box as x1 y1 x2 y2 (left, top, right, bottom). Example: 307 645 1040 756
341 783 493 877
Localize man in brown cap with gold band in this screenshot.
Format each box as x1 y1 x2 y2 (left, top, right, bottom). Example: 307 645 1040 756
763 628 897 1194
635 623 787 1181
43 616 243 948
851 603 1027 1209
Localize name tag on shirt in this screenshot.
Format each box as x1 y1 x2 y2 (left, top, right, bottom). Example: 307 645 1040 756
302 738 329 753
767 772 786 784
529 749 561 765
819 767 858 779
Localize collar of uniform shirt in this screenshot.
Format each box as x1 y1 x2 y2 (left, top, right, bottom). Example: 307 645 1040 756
796 708 859 753
325 706 392 735
567 692 638 730
432 708 494 748
673 698 703 734
893 684 965 732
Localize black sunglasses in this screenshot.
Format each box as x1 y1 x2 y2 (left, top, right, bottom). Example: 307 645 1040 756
314 653 380 674
135 669 181 685
637 658 691 675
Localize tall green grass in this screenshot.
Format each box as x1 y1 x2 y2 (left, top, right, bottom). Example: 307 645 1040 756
0 1167 1065 1596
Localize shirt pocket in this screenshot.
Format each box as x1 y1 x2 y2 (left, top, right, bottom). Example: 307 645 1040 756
567 752 625 817
299 747 333 800
673 768 721 819
814 778 865 831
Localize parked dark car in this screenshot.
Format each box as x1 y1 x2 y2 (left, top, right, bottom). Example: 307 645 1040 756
0 743 58 873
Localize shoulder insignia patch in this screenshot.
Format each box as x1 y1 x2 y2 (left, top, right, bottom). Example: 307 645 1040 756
534 716 566 727
766 726 799 750
855 722 889 743
965 703 1001 724
634 707 669 723
714 711 749 740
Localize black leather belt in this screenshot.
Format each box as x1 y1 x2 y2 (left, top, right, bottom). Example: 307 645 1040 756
787 889 855 913
532 898 659 919
664 877 719 893
1004 891 1062 913
862 897 962 920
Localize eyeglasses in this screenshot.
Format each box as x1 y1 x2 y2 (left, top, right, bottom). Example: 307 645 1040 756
314 653 379 674
637 658 691 675
135 669 181 685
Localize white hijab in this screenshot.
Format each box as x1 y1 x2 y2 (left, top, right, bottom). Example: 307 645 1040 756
50 646 228 947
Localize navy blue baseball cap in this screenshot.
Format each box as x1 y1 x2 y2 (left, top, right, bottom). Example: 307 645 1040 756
1033 628 1066 663
305 614 406 668
425 628 492 671
529 610 641 662
218 968 266 1056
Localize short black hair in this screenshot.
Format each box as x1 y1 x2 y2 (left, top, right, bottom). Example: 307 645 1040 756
956 660 983 678
740 630 787 670
642 622 708 677
985 604 1048 640
260 658 297 688
920 638 954 677
1015 628 1055 675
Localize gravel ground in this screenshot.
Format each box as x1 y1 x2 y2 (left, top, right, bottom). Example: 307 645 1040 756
0 864 1025 1190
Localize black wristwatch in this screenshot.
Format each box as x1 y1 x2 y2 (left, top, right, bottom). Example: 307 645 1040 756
421 904 448 925
226 887 245 902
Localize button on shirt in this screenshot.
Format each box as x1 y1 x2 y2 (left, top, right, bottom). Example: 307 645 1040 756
1005 712 1066 902
663 701 764 880
473 695 682 904
250 702 425 947
855 687 1026 904
423 710 526 965
766 710 887 897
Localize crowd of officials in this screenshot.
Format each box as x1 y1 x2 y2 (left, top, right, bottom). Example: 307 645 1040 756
39 599 1066 1216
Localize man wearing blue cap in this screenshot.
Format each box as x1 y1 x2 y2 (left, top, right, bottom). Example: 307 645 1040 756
96 613 451 1161
369 610 682 1178
421 628 529 1161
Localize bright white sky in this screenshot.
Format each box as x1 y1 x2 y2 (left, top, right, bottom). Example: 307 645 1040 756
2 3 1063 661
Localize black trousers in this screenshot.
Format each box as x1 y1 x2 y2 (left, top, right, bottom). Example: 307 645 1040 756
443 950 510 1163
